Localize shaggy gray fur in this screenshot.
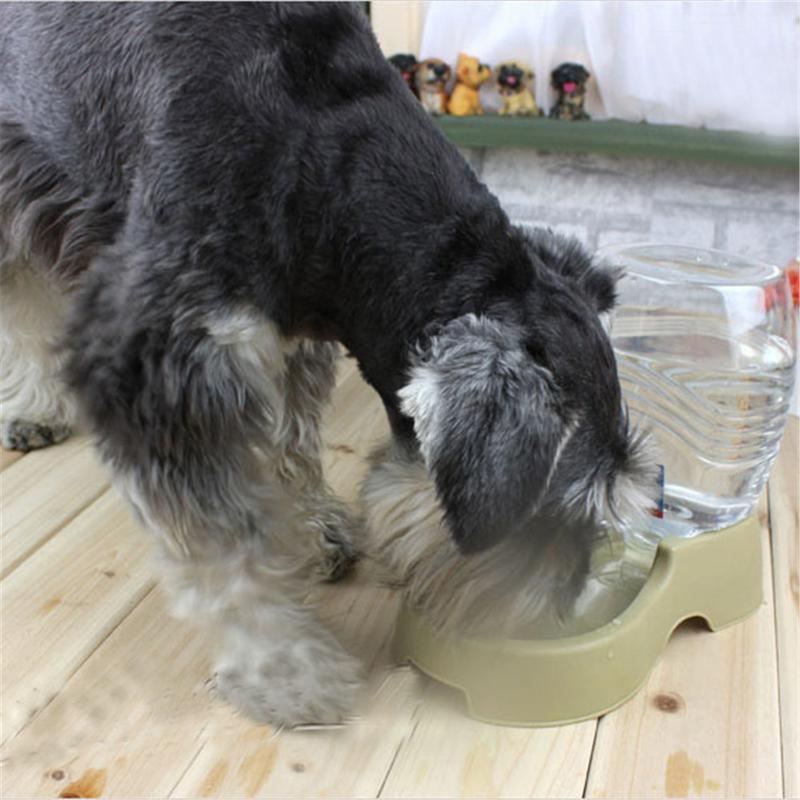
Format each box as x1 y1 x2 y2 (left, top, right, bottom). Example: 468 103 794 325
0 3 655 725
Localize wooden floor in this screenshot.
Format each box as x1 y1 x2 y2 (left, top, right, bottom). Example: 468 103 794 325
1 362 797 799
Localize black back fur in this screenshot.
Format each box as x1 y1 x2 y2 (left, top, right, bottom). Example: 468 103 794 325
0 3 650 556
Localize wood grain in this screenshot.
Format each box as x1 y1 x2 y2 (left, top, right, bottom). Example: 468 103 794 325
0 575 423 799
769 416 799 798
0 587 210 799
585 492 783 799
379 681 597 799
0 437 109 578
323 357 389 501
0 447 24 471
0 491 154 744
170 580 423 799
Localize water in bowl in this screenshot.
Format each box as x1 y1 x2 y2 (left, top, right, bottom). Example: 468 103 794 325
522 522 653 639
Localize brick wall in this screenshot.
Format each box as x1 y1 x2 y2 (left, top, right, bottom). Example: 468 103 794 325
461 148 799 266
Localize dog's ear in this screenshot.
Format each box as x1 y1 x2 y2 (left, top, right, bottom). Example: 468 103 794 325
399 315 566 554
521 227 621 314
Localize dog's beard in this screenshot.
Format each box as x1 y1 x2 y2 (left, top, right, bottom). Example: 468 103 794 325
361 440 595 638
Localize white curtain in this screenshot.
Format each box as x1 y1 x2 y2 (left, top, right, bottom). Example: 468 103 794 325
419 0 798 136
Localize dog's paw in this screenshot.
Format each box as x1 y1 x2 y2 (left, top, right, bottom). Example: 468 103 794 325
211 632 361 728
306 497 363 582
0 419 70 451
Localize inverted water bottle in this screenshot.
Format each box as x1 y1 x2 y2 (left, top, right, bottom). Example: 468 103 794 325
603 243 796 542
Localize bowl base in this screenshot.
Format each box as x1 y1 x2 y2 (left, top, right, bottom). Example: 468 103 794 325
392 513 762 727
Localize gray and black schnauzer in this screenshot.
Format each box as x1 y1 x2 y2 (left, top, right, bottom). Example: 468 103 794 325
0 3 655 727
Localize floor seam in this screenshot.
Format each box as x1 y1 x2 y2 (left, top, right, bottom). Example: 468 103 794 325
1 483 111 581
167 728 210 798
581 719 602 798
766 480 788 800
1 580 156 747
375 697 423 798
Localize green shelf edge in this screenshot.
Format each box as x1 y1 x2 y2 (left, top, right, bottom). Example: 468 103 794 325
435 116 799 169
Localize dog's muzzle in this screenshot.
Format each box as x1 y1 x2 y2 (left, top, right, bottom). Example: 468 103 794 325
498 67 524 90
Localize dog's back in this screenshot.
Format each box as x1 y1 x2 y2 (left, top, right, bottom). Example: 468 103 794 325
0 3 402 279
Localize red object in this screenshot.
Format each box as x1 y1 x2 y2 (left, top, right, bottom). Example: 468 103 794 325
763 261 799 311
787 263 799 306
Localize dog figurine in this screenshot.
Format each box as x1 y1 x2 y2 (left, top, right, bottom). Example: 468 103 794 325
549 62 591 121
0 4 654 727
496 61 541 116
388 53 419 98
447 53 491 116
415 58 451 115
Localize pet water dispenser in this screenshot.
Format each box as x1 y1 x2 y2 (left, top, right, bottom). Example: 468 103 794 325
393 244 796 726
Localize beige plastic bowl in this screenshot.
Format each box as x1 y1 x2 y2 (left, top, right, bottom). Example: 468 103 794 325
393 514 762 726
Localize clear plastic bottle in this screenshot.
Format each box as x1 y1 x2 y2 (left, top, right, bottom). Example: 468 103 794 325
540 244 796 639
606 244 796 543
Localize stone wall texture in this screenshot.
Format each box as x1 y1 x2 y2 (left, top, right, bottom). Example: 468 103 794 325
461 148 799 267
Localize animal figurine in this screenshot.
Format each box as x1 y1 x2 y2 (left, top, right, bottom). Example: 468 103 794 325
549 62 591 121
496 61 541 116
415 58 450 115
388 53 418 97
447 53 491 116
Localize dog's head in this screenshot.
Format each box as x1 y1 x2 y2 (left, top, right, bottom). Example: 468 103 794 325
399 227 656 556
551 62 590 96
454 53 491 90
415 58 451 91
496 61 533 94
388 53 419 92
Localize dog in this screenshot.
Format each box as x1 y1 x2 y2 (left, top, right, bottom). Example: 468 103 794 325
415 58 451 115
496 61 541 116
0 3 654 727
447 53 491 116
388 53 419 97
549 62 591 121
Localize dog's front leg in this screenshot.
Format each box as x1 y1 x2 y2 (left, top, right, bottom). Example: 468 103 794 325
158 537 362 728
67 293 361 727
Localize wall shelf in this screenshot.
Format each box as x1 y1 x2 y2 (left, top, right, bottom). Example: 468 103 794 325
435 116 798 169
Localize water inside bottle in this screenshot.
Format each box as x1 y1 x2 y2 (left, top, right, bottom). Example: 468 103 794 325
614 311 795 539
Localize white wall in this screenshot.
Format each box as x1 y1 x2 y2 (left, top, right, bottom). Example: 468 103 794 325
419 1 799 136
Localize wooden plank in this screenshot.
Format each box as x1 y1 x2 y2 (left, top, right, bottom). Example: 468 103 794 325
323 364 389 501
0 490 154 744
585 493 783 799
0 588 211 799
434 116 799 169
379 682 597 799
0 436 109 578
769 416 799 798
0 448 24 471
170 581 422 799
0 577 421 799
